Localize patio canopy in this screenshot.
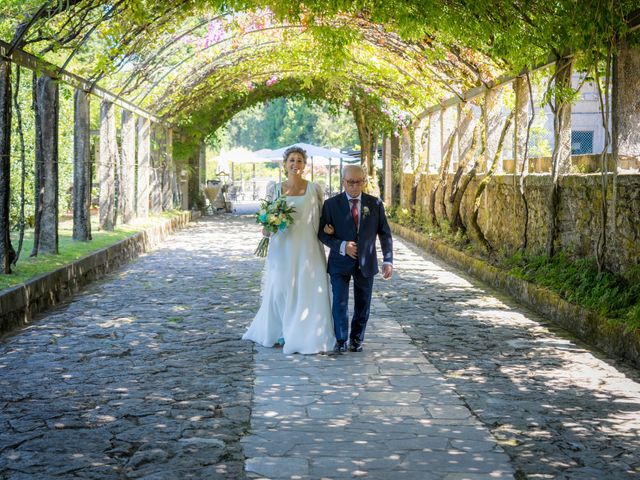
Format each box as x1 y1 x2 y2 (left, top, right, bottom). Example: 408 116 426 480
257 143 355 164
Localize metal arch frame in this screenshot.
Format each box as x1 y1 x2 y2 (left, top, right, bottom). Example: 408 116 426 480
160 46 422 110
0 39 172 127
163 58 423 122
115 17 216 97
151 39 285 113
143 32 443 115
132 24 305 104
126 15 458 107
58 0 125 72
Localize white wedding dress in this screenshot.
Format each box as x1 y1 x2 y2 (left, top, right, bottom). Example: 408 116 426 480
242 181 335 354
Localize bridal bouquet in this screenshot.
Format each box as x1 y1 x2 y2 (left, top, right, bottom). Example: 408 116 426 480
254 196 296 257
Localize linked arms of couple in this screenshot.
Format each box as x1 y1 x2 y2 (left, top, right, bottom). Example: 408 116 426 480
321 223 393 279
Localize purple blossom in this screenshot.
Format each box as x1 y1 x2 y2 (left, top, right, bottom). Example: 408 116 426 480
265 74 279 86
205 20 225 48
247 82 255 91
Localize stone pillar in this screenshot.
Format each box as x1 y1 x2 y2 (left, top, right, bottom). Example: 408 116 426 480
187 143 200 210
401 129 412 174
429 112 441 173
72 89 92 241
0 59 13 272
390 135 401 206
383 136 393 205
413 120 427 172
198 136 206 190
120 110 136 224
34 75 59 254
162 128 172 211
458 103 475 166
443 106 457 171
180 169 189 210
167 129 180 208
484 88 502 172
149 125 163 214
613 33 640 161
136 117 150 218
99 101 117 230
513 75 531 175
553 57 573 179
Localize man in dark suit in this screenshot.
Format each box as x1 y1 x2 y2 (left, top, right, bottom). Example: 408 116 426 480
318 165 393 353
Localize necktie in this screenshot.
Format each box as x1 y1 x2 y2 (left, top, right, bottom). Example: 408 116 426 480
350 198 359 228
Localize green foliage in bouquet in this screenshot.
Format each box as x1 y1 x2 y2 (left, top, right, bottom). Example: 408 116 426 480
254 196 296 257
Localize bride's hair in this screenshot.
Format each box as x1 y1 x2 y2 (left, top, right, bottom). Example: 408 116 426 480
283 146 307 162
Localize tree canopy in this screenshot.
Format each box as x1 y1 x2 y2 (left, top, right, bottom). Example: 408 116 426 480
1 0 637 141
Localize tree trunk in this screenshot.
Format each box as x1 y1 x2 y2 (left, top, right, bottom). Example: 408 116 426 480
353 104 380 196
410 123 427 215
120 109 136 223
0 59 15 273
469 110 515 255
33 74 59 255
73 89 92 241
514 75 532 251
546 57 573 257
450 117 481 233
99 101 117 230
429 120 461 226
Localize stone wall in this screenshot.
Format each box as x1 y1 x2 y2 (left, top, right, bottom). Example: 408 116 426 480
401 172 640 277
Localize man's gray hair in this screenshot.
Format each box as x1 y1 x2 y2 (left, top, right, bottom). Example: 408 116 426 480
342 164 366 178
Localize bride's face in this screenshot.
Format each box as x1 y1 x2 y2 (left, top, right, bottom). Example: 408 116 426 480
285 153 306 176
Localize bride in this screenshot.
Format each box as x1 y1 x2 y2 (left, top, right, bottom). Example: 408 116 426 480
242 146 336 354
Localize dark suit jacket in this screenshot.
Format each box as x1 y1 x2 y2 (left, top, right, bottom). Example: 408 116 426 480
318 192 393 278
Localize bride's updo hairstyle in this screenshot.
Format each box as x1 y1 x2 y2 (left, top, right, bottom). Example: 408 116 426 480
282 146 307 176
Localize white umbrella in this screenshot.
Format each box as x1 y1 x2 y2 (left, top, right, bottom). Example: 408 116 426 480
255 142 352 165
252 143 358 192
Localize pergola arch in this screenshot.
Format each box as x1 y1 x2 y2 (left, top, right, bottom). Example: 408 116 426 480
1 0 639 274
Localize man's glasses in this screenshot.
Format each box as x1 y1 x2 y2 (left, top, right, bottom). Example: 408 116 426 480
344 179 365 186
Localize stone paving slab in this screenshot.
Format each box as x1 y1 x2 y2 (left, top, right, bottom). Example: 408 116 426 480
242 298 515 480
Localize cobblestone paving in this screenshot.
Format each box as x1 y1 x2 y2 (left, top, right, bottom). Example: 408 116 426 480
1 216 259 479
381 239 640 479
1 213 639 480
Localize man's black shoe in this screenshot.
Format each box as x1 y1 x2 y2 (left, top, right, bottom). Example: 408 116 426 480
333 341 347 354
348 341 363 352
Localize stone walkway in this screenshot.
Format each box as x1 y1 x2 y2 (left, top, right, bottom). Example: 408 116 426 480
1 214 639 479
243 301 513 479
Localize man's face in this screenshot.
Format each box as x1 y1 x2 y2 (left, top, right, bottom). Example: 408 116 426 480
343 168 365 197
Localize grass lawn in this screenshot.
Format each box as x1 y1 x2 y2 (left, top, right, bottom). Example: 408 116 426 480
0 211 184 292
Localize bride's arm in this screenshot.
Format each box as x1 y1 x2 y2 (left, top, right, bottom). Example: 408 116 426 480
265 181 277 201
312 182 325 235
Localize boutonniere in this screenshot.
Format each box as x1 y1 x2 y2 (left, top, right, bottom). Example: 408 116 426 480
362 206 370 218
